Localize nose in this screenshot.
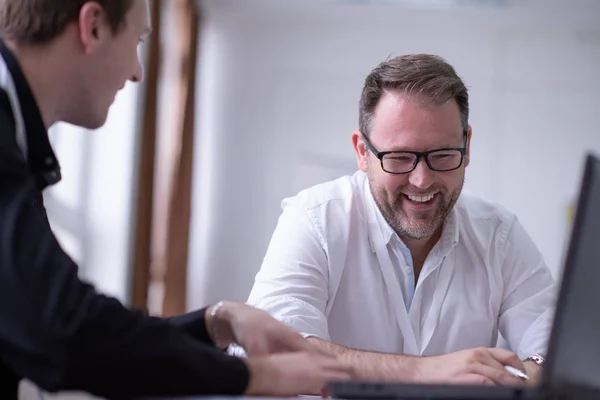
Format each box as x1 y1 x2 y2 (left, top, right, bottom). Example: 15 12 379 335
130 57 144 83
408 156 435 189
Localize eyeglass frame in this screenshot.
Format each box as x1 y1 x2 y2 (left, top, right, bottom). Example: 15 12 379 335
361 131 469 174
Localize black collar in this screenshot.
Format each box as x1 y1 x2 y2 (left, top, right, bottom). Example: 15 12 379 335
0 40 60 187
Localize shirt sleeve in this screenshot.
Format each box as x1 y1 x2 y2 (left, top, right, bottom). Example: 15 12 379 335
497 217 557 360
166 309 213 344
247 198 331 341
0 132 250 398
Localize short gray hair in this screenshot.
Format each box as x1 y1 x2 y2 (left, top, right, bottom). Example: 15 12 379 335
359 54 469 136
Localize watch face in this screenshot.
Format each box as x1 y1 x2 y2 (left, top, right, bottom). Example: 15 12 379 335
536 353 546 362
529 354 545 365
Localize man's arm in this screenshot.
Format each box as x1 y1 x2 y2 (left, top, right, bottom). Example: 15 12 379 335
309 337 530 386
496 217 556 383
308 337 419 381
247 200 332 339
166 308 215 344
0 172 252 398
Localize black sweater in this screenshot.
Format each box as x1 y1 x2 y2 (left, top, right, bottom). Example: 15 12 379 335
0 40 249 400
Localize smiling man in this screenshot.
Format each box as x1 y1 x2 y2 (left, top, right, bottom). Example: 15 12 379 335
247 54 556 387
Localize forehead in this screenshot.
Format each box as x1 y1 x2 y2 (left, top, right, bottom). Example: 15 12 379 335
126 0 151 31
370 91 463 149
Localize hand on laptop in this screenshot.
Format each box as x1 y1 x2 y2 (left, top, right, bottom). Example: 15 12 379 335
415 347 527 387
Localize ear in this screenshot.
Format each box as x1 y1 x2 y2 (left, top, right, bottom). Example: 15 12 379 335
352 130 369 173
78 2 110 54
464 125 473 168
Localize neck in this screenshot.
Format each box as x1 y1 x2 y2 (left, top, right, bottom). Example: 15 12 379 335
402 229 442 257
400 227 443 278
5 40 68 129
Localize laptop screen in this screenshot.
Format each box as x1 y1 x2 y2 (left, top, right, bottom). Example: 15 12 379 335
544 153 600 389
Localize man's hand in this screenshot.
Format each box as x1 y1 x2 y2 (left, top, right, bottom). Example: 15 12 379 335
206 301 356 396
415 347 528 387
206 301 320 355
244 351 355 396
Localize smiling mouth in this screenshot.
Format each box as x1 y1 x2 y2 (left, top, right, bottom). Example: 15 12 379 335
406 193 436 203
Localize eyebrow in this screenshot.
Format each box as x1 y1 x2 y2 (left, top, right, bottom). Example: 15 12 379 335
384 137 467 152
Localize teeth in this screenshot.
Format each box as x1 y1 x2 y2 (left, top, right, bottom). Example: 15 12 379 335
407 194 435 203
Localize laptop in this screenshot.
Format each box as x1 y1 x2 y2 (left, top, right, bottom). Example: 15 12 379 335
328 153 600 400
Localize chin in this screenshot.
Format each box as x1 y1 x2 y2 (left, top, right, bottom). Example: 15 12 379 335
401 223 439 240
65 112 109 130
86 117 109 130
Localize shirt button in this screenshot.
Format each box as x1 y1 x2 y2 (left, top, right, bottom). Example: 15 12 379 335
403 265 413 274
45 157 54 166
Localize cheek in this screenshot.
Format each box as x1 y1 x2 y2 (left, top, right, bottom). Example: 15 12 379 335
119 45 135 76
111 40 137 80
376 174 410 199
438 171 464 193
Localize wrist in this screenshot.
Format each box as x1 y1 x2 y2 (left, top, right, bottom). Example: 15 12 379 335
523 360 542 384
407 355 426 382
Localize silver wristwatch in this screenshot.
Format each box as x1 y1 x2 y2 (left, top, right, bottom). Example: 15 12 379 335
525 353 545 366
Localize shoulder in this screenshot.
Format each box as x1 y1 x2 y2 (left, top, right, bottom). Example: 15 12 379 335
454 191 518 245
281 170 367 214
455 191 516 222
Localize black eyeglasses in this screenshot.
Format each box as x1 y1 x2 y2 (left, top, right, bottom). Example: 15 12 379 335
362 132 468 174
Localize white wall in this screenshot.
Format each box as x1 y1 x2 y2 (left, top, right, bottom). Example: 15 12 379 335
187 0 600 309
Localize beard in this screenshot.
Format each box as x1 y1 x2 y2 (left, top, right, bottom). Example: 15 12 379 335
367 163 464 240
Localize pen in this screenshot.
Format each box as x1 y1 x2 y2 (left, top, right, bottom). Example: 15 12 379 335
504 365 529 380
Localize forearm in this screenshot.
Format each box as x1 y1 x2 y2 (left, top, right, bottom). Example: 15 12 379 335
166 303 235 350
0 180 250 398
308 337 419 381
166 308 213 344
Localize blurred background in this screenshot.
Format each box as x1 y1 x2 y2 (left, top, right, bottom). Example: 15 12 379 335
42 0 600 349
24 0 600 398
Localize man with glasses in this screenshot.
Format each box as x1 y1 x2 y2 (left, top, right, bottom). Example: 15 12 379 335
246 54 555 387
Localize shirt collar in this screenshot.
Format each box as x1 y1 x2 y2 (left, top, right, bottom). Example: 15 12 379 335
0 40 61 188
364 176 460 256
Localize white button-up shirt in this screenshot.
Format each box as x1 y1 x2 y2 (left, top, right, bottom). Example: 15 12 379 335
247 171 556 359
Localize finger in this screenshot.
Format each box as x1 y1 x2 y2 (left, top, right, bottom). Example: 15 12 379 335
324 370 354 381
487 348 526 371
472 364 525 387
476 350 512 372
453 373 496 386
481 356 529 384
319 358 357 377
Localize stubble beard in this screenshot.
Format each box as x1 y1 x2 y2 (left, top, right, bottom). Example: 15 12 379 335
367 162 464 240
